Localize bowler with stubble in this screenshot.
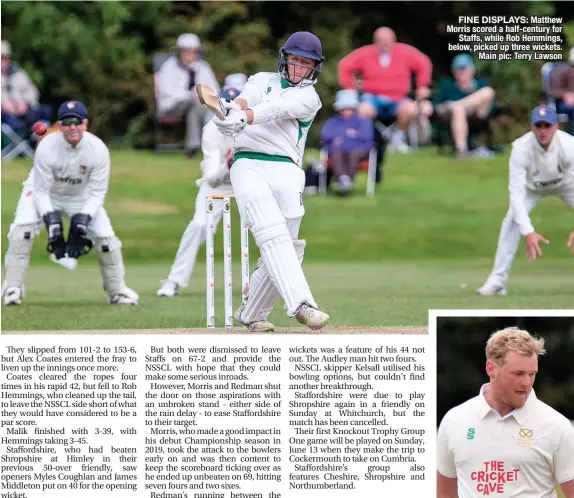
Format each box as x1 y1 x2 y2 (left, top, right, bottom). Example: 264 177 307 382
437 327 574 498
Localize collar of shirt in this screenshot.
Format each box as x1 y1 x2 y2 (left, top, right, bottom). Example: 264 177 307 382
64 138 84 152
379 53 391 67
477 383 535 425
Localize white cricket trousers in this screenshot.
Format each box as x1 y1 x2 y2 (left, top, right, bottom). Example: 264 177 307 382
166 181 233 287
485 186 574 287
230 158 317 317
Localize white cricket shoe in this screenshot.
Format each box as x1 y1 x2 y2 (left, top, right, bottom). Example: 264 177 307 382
234 305 275 332
108 287 139 305
388 142 410 154
157 280 179 297
476 283 508 296
3 287 23 306
295 304 330 330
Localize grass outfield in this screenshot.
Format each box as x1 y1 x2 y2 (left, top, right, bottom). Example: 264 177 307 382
1 260 573 331
2 148 573 330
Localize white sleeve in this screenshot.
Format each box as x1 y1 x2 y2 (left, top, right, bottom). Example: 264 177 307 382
555 422 574 484
436 412 457 478
31 144 55 217
236 74 265 108
81 146 110 217
200 123 229 187
508 143 535 236
250 89 321 124
562 133 574 170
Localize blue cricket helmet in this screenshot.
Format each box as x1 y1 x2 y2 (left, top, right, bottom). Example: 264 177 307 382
279 31 325 87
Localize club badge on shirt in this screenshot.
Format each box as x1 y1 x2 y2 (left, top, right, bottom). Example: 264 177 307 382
79 165 87 175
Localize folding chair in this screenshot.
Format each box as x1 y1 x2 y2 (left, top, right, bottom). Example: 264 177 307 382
541 62 571 128
153 53 185 151
1 123 35 162
316 146 378 196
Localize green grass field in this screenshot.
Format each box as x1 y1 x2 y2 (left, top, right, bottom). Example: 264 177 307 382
2 148 573 331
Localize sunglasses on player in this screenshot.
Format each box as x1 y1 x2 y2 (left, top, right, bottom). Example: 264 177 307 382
534 122 552 129
59 117 84 126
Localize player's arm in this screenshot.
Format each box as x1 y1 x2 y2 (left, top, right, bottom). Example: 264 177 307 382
508 146 534 236
437 472 458 498
81 146 111 218
244 91 320 124
508 145 549 259
436 413 458 498
31 142 67 258
31 142 56 217
234 74 265 110
561 480 574 498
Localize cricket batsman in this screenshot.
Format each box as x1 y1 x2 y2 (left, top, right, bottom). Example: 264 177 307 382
2 100 138 305
212 31 330 330
477 105 574 296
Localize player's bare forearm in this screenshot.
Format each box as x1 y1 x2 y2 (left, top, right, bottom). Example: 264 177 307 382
437 472 458 498
235 98 249 110
560 479 574 498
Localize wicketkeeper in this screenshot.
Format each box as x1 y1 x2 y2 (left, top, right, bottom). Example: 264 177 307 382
2 100 138 305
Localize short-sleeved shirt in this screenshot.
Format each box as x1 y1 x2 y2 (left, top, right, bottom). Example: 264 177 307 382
437 385 574 497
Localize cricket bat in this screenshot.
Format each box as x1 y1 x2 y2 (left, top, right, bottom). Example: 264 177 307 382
197 84 228 121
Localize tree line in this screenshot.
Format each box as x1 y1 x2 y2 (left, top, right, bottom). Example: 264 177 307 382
2 1 573 147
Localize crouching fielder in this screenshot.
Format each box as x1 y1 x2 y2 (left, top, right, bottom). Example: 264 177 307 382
214 31 330 330
2 100 138 305
477 105 574 296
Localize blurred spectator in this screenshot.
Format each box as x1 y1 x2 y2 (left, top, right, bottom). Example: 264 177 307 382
1 40 52 134
548 47 574 135
338 26 433 153
155 33 220 158
320 90 374 195
434 53 495 158
224 73 248 92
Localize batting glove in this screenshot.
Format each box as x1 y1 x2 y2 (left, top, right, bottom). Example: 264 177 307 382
220 99 242 113
214 109 248 137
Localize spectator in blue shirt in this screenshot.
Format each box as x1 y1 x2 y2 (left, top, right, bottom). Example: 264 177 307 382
434 53 495 158
321 90 374 195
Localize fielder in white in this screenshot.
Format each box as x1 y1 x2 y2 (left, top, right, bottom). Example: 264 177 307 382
437 327 574 498
2 100 138 306
477 105 574 296
213 31 329 330
155 81 256 296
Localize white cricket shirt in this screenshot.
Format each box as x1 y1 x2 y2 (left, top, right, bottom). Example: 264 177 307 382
200 120 232 187
27 131 111 218
508 129 574 235
233 72 322 167
437 384 574 497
